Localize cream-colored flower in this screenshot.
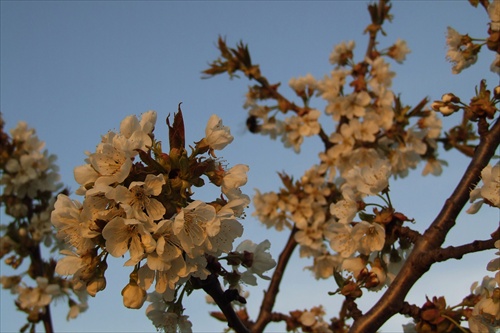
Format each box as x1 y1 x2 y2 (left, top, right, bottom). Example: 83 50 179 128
307 253 342 279
352 221 386 255
467 162 500 214
329 40 355 66
489 0 500 31
330 197 358 225
88 143 133 187
487 240 500 274
103 111 157 156
326 91 371 121
0 121 61 198
172 201 218 257
289 73 318 95
51 194 98 254
282 110 321 153
388 38 411 63
235 239 276 285
340 256 366 279
317 69 349 101
324 222 357 258
221 164 249 195
445 27 478 74
343 159 391 197
106 173 166 222
469 288 500 333
368 57 395 90
102 217 156 265
16 277 61 311
205 114 234 150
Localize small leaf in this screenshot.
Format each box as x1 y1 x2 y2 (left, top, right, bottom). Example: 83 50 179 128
167 103 186 150
333 271 345 288
137 150 167 173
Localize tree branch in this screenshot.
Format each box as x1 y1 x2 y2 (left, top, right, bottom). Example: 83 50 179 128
251 228 298 333
428 236 498 263
349 117 500 333
30 244 54 333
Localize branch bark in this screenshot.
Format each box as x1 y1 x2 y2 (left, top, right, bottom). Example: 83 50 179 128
349 117 500 333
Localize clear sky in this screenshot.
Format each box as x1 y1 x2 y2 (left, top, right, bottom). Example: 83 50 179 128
1 1 498 332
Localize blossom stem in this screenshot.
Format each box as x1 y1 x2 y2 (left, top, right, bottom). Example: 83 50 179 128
365 202 386 210
440 314 469 333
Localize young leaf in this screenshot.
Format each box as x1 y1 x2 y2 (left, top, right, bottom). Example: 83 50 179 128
167 103 186 150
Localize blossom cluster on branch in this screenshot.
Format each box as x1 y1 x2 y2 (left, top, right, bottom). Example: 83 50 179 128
49 107 276 332
0 115 88 333
202 0 499 332
1 1 499 333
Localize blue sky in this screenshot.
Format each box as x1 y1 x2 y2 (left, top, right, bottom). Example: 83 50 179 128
1 1 499 332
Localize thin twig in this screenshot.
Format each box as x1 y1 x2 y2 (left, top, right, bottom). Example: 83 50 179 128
428 237 498 263
251 228 298 333
30 244 54 333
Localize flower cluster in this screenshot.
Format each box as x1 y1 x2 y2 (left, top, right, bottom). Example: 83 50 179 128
466 234 500 333
202 1 499 330
444 0 500 75
0 114 88 331
242 35 438 293
51 108 275 332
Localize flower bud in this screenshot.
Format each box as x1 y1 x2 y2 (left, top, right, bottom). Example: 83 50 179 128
341 281 363 298
121 280 147 309
441 93 460 103
364 272 380 289
18 227 27 237
431 101 444 111
0 275 22 289
86 276 106 297
494 85 500 99
204 114 234 151
439 104 459 116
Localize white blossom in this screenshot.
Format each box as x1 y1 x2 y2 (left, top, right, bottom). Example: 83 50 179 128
235 239 276 285
205 114 234 150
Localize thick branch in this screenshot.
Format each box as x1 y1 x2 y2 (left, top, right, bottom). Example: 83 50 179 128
251 228 298 333
349 117 500 333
